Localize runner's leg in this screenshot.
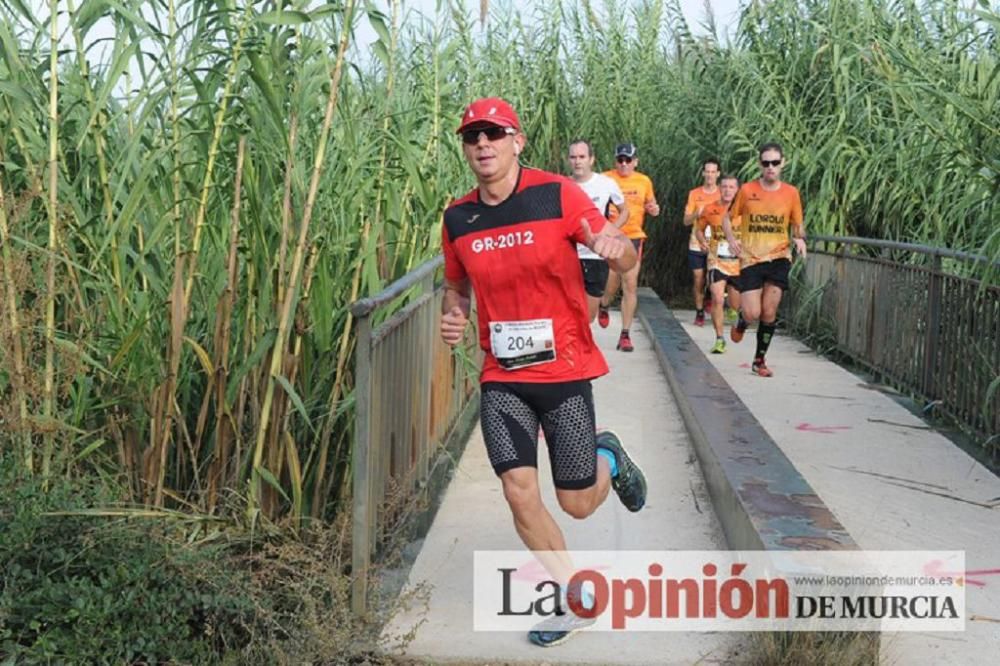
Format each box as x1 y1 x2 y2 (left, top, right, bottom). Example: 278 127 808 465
620 260 640 332
710 276 727 338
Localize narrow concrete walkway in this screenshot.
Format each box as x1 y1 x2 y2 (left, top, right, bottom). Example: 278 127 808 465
383 313 741 664
677 310 1000 666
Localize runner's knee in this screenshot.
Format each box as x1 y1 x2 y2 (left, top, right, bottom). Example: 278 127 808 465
557 492 597 520
501 471 542 515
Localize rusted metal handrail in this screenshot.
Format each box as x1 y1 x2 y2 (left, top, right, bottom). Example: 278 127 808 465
350 255 479 614
810 234 995 266
797 236 998 450
350 255 444 318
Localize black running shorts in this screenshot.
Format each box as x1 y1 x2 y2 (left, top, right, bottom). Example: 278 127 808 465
709 268 739 286
479 380 597 490
579 259 610 297
687 250 708 271
632 239 645 263
738 258 791 292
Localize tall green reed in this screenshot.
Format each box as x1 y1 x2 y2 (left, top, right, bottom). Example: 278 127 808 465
0 0 995 526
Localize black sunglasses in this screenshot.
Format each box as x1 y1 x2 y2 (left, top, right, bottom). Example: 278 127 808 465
760 159 782 167
461 126 515 145
616 155 634 164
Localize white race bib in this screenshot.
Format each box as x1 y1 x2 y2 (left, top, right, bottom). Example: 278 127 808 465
704 226 712 240
717 241 735 258
489 319 556 370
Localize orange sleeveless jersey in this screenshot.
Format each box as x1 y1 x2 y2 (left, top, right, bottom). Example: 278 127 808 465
729 180 803 267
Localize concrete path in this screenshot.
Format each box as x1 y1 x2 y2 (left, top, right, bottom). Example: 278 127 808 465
677 310 1000 666
383 313 742 664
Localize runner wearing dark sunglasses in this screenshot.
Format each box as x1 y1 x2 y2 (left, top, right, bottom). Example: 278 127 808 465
440 98 648 648
722 142 807 377
598 143 660 352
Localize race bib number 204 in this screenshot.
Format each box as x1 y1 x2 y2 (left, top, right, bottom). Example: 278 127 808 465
489 319 556 370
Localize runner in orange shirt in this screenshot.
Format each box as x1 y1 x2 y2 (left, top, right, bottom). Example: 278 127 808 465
695 174 741 354
598 143 660 352
723 142 807 377
682 158 721 326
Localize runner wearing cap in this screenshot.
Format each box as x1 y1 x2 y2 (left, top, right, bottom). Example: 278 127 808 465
723 142 806 377
598 143 660 352
567 139 629 322
695 174 741 354
682 158 721 327
440 98 649 647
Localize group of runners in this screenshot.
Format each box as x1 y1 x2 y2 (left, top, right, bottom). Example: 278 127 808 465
566 139 658 352
439 97 805 646
683 150 806 376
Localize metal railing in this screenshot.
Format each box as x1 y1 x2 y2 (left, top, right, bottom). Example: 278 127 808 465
350 255 480 614
793 235 999 450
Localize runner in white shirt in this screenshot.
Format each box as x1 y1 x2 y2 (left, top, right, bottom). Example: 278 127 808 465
567 140 629 321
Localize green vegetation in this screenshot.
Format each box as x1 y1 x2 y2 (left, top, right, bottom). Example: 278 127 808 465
0 0 996 660
0 456 388 662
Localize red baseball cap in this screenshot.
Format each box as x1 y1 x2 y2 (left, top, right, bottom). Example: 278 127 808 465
456 97 521 133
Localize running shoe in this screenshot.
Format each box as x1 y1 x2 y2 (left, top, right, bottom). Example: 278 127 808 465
725 307 738 323
730 315 747 343
597 306 610 329
616 331 634 352
710 338 726 354
694 311 705 327
527 610 597 647
752 358 774 377
596 430 647 512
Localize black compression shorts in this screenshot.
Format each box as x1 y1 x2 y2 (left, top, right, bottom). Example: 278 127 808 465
479 380 597 490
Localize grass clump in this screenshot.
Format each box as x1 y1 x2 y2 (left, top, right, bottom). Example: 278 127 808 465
0 454 396 664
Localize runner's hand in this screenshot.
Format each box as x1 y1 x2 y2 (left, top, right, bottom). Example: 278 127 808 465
698 239 709 253
441 306 467 346
728 238 743 257
581 219 628 260
644 201 660 216
793 238 807 260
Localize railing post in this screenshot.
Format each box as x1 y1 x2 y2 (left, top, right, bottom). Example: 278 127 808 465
351 313 373 615
923 253 943 398
420 273 435 481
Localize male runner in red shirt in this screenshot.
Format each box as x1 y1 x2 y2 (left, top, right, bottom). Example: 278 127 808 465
440 97 647 647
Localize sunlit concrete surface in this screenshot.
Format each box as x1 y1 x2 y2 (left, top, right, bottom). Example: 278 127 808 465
382 312 741 665
678 309 1000 666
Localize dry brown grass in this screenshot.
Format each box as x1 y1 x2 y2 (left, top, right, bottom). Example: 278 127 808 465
738 631 880 666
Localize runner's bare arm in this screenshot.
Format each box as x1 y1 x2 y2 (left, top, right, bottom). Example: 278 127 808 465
644 197 660 217
612 202 630 229
683 206 702 226
695 225 710 252
442 278 470 314
722 211 742 256
583 219 637 273
791 222 807 260
441 278 471 346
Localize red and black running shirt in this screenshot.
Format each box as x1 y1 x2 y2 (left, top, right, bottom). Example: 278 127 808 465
442 167 610 384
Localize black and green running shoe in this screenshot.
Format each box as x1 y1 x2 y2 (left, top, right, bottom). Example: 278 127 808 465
527 610 597 647
596 430 647 512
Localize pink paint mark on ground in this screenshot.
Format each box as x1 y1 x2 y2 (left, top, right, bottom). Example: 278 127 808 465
795 423 852 435
924 559 1000 587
